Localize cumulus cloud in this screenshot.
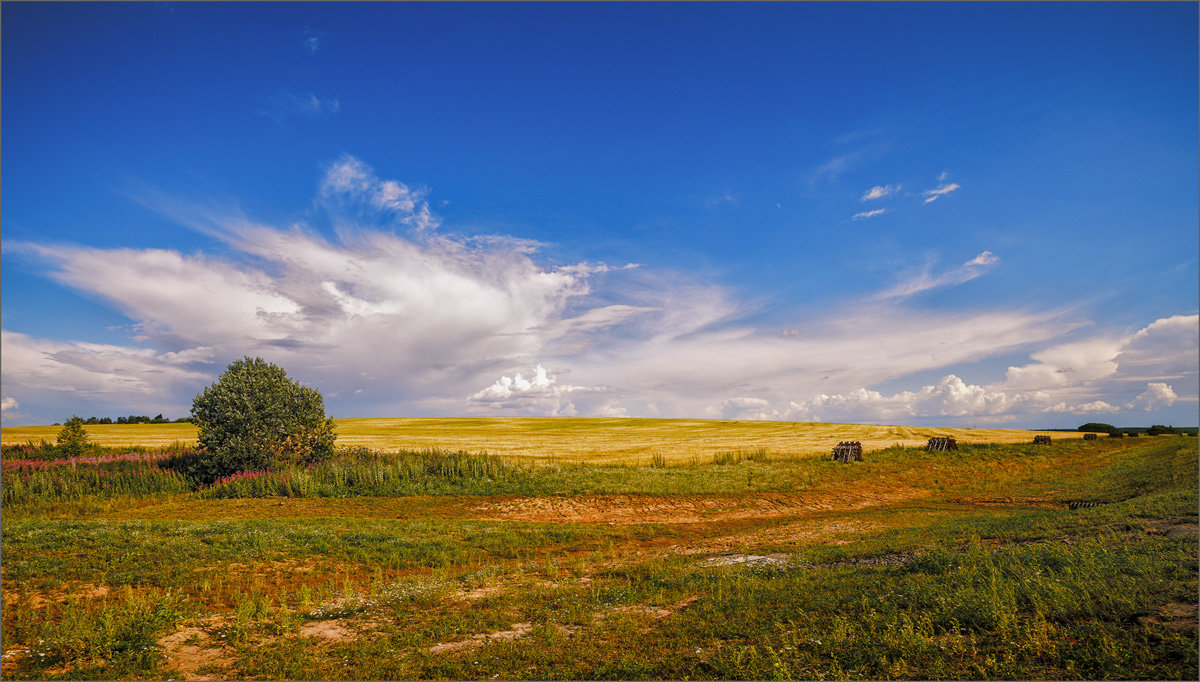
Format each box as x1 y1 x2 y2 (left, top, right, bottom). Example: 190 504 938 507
781 315 1197 424
861 184 899 201
468 364 612 417
875 251 999 300
852 208 888 221
923 182 960 203
1126 383 1178 411
787 375 1035 422
1043 400 1117 414
1114 315 1199 381
1 397 18 412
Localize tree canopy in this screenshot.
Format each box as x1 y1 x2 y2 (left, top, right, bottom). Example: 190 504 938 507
55 416 90 456
190 357 336 480
1078 422 1120 435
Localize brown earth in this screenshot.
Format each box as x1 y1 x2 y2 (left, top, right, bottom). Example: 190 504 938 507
157 618 235 681
469 485 930 525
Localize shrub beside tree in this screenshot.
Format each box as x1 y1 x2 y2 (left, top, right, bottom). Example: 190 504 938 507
1146 424 1178 436
190 357 336 481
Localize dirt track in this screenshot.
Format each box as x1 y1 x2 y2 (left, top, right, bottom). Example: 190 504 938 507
468 486 931 524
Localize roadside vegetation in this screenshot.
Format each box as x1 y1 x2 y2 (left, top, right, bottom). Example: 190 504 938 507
1 431 1195 680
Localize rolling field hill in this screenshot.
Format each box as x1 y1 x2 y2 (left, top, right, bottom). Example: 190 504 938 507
0 417 1080 463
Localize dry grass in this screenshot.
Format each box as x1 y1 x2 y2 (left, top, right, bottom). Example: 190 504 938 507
0 417 1079 464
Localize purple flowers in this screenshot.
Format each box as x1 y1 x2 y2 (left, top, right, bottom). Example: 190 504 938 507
212 470 273 487
1 451 177 470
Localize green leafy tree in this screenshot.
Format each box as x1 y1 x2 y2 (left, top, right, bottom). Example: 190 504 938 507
1078 422 1119 435
191 357 336 480
56 416 90 457
1147 424 1178 436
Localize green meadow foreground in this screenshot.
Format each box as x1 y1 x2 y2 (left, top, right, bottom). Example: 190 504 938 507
0 421 1195 680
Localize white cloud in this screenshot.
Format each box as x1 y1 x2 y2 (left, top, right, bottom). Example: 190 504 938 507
782 315 1196 423
922 182 960 203
861 184 899 201
1045 400 1118 414
320 155 439 231
965 251 999 266
4 158 1193 426
1 397 18 412
1114 315 1199 381
1003 338 1124 390
787 375 1033 422
710 396 775 420
852 208 888 221
468 364 610 417
1126 383 1178 411
0 331 210 410
875 251 999 300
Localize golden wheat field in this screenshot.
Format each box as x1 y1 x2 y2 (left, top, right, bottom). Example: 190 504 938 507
0 417 1079 463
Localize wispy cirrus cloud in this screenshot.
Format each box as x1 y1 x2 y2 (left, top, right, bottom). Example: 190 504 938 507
861 184 900 201
875 250 998 300
923 182 961 203
852 208 888 221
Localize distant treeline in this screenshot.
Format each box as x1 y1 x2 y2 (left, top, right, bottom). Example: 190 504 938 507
53 414 194 426
1048 423 1198 436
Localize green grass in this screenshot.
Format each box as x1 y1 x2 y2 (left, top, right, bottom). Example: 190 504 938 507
1 435 1195 680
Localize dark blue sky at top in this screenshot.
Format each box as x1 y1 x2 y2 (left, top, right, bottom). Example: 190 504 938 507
2 2 1196 426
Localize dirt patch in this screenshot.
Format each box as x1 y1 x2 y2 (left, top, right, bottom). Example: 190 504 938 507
1139 602 1198 631
10 582 114 611
429 622 535 654
470 487 929 525
298 619 356 641
605 595 699 626
701 553 790 567
1148 519 1199 539
158 623 235 680
454 586 504 601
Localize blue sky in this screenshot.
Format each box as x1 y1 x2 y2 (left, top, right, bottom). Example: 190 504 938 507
2 1 1197 428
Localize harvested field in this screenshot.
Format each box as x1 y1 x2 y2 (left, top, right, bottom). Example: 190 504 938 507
0 417 1082 464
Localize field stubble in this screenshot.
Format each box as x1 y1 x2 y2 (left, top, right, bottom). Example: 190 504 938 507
1 417 1081 464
